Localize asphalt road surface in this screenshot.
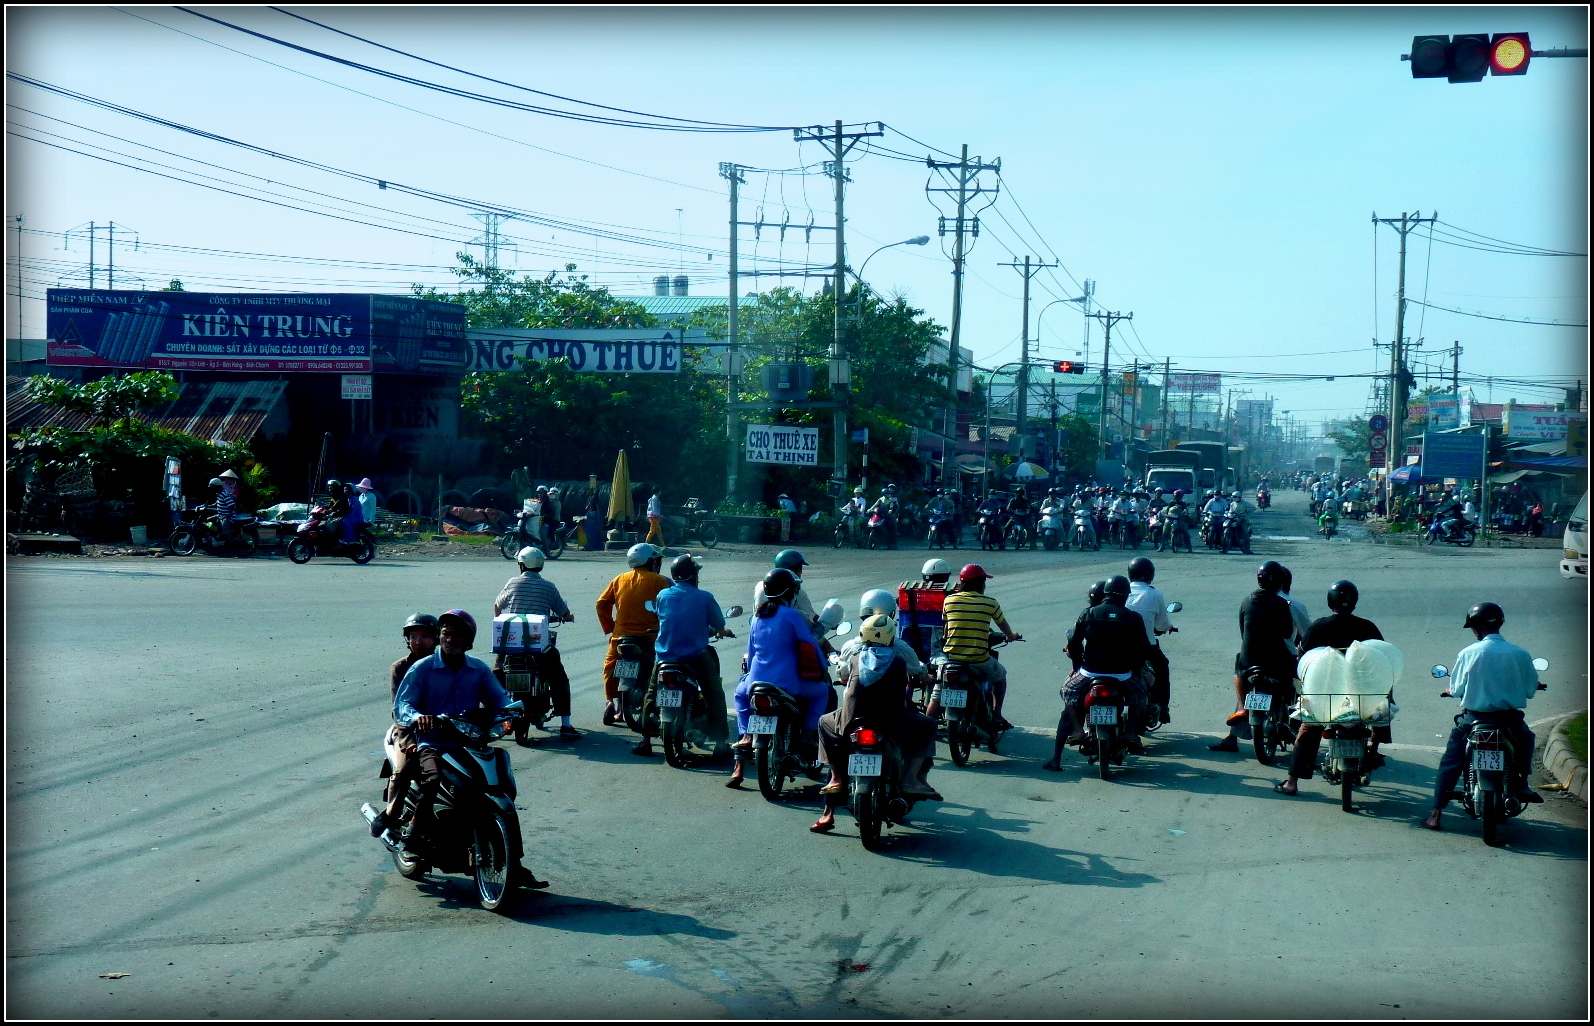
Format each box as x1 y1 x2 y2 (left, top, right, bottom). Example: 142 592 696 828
7 490 1587 1018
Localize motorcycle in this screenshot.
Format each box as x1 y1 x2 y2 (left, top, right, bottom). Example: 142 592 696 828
1069 507 1100 551
676 497 721 549
1318 511 1339 540
655 605 743 768
360 705 527 912
1038 503 1067 551
499 503 567 561
926 510 958 549
1241 666 1294 766
866 509 899 550
495 615 573 744
1158 509 1193 554
1256 489 1272 510
835 508 864 548
1220 508 1253 555
977 511 1006 551
933 635 1018 767
749 613 852 801
287 505 376 564
1202 510 1226 549
845 720 922 851
1115 509 1142 550
1341 498 1370 522
1081 674 1142 780
1004 514 1031 550
1424 517 1478 547
168 504 260 557
1433 660 1549 845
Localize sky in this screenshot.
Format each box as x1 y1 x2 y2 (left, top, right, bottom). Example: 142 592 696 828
6 5 1588 427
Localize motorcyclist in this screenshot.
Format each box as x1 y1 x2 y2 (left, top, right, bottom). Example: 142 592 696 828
936 564 1021 732
632 553 734 760
925 488 958 546
837 589 926 682
1276 580 1389 796
812 614 942 833
1210 561 1298 753
729 567 831 788
324 479 355 545
1158 490 1191 551
898 560 953 665
1201 489 1230 547
212 469 241 543
370 612 441 843
494 546 579 740
385 609 548 888
868 484 902 547
1059 575 1153 754
1125 557 1176 724
1043 580 1109 770
1422 602 1545 830
543 486 564 548
596 543 671 726
1008 487 1036 547
975 490 1009 546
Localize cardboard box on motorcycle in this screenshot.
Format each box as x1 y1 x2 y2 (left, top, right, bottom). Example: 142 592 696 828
492 614 552 654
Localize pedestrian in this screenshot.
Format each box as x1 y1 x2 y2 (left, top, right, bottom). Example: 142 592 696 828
584 476 605 551
646 488 666 547
355 477 377 527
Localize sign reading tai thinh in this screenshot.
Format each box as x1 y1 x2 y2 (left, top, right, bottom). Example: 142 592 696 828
745 424 820 465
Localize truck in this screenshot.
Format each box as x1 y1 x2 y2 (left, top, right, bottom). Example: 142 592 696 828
1314 454 1337 476
1179 441 1230 493
1143 449 1200 495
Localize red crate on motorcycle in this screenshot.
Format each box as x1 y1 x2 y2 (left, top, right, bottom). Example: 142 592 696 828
492 613 550 654
898 584 949 661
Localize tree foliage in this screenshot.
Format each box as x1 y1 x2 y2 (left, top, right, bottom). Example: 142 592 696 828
413 254 656 329
1328 419 1371 458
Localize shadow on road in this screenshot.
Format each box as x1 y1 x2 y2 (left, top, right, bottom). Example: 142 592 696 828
419 882 737 937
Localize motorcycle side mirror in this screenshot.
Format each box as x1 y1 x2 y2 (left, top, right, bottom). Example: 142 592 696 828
724 604 744 618
1431 664 1450 679
1166 602 1183 613
1532 657 1550 672
833 620 854 638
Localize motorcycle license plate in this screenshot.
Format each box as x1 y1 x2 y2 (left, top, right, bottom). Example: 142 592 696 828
505 672 533 690
657 689 684 708
616 660 640 679
1327 739 1365 760
749 714 779 735
940 688 968 709
848 753 883 777
1244 691 1273 712
1088 705 1118 725
1472 749 1506 772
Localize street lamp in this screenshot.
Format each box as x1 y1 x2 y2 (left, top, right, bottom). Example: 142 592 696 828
855 235 931 286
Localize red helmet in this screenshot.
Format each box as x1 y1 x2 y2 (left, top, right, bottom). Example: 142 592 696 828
438 608 477 643
1173 489 1185 497
959 563 993 582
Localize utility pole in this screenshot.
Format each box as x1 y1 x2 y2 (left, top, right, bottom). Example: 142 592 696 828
720 163 746 501
795 120 883 491
1079 279 1095 366
1161 358 1171 445
1373 211 1437 475
8 214 22 339
470 212 512 270
1086 310 1131 459
998 255 1057 448
927 145 1001 427
1451 341 1462 394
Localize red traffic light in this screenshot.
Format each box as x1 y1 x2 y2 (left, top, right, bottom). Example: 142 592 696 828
1052 360 1085 374
1490 33 1530 75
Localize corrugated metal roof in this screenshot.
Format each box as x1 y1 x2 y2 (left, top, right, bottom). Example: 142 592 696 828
6 376 286 443
627 295 726 319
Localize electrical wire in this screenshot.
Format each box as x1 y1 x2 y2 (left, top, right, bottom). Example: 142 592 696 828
1435 219 1586 257
1405 299 1587 328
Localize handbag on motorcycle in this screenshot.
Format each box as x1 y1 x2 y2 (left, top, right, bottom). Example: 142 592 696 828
492 613 551 654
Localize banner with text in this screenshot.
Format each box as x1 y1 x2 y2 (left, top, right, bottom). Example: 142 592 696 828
465 328 708 374
1504 408 1582 442
1167 372 1221 393
745 424 820 465
1422 431 1487 480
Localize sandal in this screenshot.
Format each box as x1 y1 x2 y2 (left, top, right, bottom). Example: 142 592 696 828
1273 781 1298 796
809 819 836 834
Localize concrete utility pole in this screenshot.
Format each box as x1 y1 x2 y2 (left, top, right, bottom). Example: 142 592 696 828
927 145 1001 410
1373 211 1437 471
720 163 746 500
1451 341 1462 394
796 121 882 491
999 255 1057 448
1086 310 1132 459
1161 357 1171 445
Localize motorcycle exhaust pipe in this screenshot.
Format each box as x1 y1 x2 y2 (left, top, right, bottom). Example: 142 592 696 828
360 803 382 830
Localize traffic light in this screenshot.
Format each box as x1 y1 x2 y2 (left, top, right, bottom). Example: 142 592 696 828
1052 360 1085 374
1410 33 1531 82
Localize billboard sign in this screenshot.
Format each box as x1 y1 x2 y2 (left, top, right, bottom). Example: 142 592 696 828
45 290 466 374
745 424 820 465
1426 395 1460 430
465 328 707 374
1167 372 1221 393
340 374 373 400
1423 431 1486 479
1504 408 1582 442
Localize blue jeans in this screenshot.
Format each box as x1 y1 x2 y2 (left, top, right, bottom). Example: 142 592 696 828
734 677 832 734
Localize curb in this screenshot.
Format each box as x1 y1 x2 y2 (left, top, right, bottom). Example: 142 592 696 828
1536 710 1588 802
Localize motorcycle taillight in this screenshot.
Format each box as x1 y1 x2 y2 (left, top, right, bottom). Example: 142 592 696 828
752 693 774 713
851 728 879 747
1089 684 1115 702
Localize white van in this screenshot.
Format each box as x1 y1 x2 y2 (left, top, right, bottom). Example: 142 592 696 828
1562 490 1588 579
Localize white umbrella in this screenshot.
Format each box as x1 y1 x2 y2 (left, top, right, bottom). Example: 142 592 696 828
1009 461 1050 481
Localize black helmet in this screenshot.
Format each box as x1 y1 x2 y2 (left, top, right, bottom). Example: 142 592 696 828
1326 580 1359 613
1088 580 1107 607
1257 560 1289 592
761 567 799 602
1128 556 1155 583
402 612 440 636
1464 601 1505 631
670 553 702 583
1103 575 1131 601
773 549 808 574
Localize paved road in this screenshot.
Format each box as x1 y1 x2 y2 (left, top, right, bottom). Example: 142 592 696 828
7 490 1587 1018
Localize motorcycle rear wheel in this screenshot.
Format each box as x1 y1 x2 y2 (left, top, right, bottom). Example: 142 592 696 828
1252 711 1276 765
948 722 972 766
1480 789 1502 846
474 813 515 912
621 686 643 733
835 528 846 549
500 533 519 560
169 529 198 556
854 785 883 851
661 711 690 768
391 794 428 879
1341 762 1357 813
352 537 376 564
695 519 719 549
237 526 259 557
756 728 788 801
286 537 313 564
1097 731 1112 780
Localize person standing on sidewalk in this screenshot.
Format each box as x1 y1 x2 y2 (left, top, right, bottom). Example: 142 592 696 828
645 489 666 548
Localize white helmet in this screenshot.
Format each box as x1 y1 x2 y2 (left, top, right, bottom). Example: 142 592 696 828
921 557 952 578
626 543 659 568
516 546 546 570
859 588 897 619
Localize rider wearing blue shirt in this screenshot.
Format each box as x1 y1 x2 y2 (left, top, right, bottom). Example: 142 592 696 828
634 554 734 758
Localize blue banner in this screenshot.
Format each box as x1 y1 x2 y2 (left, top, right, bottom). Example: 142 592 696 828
1422 431 1486 479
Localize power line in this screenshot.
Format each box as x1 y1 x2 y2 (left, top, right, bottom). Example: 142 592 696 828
1405 298 1587 328
1434 219 1586 257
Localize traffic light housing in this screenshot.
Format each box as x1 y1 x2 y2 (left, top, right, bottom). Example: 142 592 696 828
1410 33 1531 81
1052 360 1085 374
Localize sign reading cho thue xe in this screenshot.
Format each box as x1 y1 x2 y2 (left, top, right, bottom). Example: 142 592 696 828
46 289 466 373
745 424 820 465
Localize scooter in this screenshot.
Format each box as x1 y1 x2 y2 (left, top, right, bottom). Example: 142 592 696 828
1424 518 1478 547
287 505 376 564
655 605 743 768
867 510 898 550
926 511 958 549
835 508 863 548
1433 660 1549 845
500 502 566 560
1220 508 1253 555
1069 507 1100 551
1038 503 1067 551
613 636 656 732
845 719 921 851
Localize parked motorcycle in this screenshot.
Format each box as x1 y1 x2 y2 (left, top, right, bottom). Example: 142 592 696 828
1434 660 1549 845
1038 503 1067 550
1220 508 1253 555
168 505 260 557
655 606 742 768
749 614 852 801
1241 666 1294 766
845 720 922 850
287 505 375 564
360 705 527 912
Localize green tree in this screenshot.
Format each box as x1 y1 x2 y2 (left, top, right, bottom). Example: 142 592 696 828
161 279 185 292
1328 419 1371 458
413 254 656 329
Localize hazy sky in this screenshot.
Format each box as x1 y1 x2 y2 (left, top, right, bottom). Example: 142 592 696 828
6 6 1588 423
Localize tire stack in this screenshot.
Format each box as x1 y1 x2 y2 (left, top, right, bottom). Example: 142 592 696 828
56 467 98 539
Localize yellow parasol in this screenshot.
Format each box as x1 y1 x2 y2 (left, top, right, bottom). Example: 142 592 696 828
607 449 635 524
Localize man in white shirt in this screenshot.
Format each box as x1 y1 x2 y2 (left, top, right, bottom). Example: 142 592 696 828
1125 557 1176 723
1276 566 1312 655
1423 601 1544 831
